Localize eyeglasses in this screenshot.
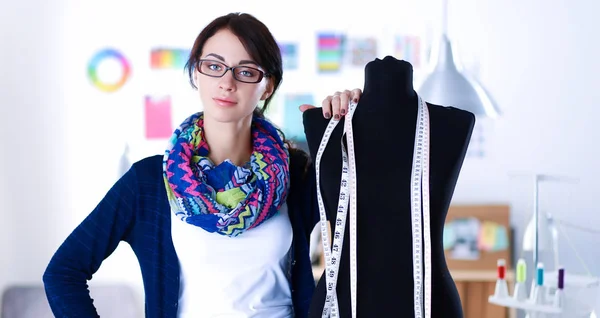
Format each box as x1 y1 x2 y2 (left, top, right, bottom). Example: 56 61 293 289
196 59 268 83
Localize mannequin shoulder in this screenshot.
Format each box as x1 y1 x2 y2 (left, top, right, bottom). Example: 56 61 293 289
427 102 476 128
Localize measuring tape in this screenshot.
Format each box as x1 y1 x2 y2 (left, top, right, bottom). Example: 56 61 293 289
315 100 358 318
315 96 431 318
411 96 431 318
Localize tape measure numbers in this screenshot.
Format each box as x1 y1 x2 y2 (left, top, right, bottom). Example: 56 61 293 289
315 100 358 317
411 96 432 318
315 96 431 318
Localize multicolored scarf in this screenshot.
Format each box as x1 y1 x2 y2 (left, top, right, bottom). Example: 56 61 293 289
162 112 290 237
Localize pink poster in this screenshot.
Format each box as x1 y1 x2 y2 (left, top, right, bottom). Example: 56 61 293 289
144 95 173 139
395 35 421 68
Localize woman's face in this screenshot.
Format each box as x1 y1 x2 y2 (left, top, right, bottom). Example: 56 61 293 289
194 28 273 124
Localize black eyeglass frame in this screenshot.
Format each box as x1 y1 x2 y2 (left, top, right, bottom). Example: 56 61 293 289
195 59 269 84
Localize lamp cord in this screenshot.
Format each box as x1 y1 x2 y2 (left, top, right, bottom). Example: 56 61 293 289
555 220 594 276
555 219 600 235
517 218 597 276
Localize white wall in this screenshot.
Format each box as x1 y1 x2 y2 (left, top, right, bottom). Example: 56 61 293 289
0 0 69 288
449 0 600 275
1 0 598 312
0 156 13 307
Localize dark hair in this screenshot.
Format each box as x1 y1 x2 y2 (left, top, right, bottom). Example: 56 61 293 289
184 12 309 170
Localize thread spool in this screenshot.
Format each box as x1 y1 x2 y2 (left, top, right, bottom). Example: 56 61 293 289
498 259 506 279
529 263 545 305
517 259 526 283
493 259 509 298
513 259 528 301
536 263 544 286
553 267 565 308
557 267 564 290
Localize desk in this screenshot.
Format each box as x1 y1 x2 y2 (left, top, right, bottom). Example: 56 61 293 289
312 267 517 318
452 270 517 318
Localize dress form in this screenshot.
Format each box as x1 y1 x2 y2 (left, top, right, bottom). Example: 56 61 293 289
304 56 475 317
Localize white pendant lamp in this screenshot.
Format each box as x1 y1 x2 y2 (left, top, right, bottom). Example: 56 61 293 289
418 0 500 118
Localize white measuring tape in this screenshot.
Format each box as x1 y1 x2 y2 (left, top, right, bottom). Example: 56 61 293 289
315 100 358 318
410 96 431 318
315 96 431 318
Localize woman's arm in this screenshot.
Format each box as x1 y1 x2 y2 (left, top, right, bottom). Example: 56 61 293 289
42 166 138 317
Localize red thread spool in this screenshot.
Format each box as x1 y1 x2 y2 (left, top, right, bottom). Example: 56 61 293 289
497 259 506 279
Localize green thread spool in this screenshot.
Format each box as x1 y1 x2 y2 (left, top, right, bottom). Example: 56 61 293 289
516 259 527 283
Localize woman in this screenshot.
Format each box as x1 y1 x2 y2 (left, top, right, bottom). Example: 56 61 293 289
43 12 361 318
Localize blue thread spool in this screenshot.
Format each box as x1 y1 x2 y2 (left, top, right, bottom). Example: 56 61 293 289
536 263 544 286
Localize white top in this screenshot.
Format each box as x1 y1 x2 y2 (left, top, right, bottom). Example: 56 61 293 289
171 203 294 318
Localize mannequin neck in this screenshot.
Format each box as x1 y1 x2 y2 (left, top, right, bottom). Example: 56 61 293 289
360 56 418 110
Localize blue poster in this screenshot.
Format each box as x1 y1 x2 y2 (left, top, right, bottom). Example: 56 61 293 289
282 93 314 142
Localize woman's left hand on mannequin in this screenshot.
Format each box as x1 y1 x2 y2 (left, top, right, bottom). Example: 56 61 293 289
299 88 362 119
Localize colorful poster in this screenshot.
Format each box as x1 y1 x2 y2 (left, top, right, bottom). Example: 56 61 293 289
317 33 344 72
278 43 298 70
263 92 280 120
395 35 421 68
466 121 485 158
443 217 481 260
477 221 509 252
150 48 190 70
144 95 173 139
87 48 131 93
282 93 314 142
349 37 378 66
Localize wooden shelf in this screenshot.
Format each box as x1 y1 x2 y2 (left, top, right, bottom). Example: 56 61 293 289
312 267 513 283
310 266 516 318
451 269 514 282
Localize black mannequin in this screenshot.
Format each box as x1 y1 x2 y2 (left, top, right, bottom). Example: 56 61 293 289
304 56 475 317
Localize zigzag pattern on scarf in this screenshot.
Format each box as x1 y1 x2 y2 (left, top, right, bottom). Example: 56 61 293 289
225 205 256 236
162 112 290 237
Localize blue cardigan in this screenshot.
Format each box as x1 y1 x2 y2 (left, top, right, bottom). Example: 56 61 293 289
43 152 320 318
